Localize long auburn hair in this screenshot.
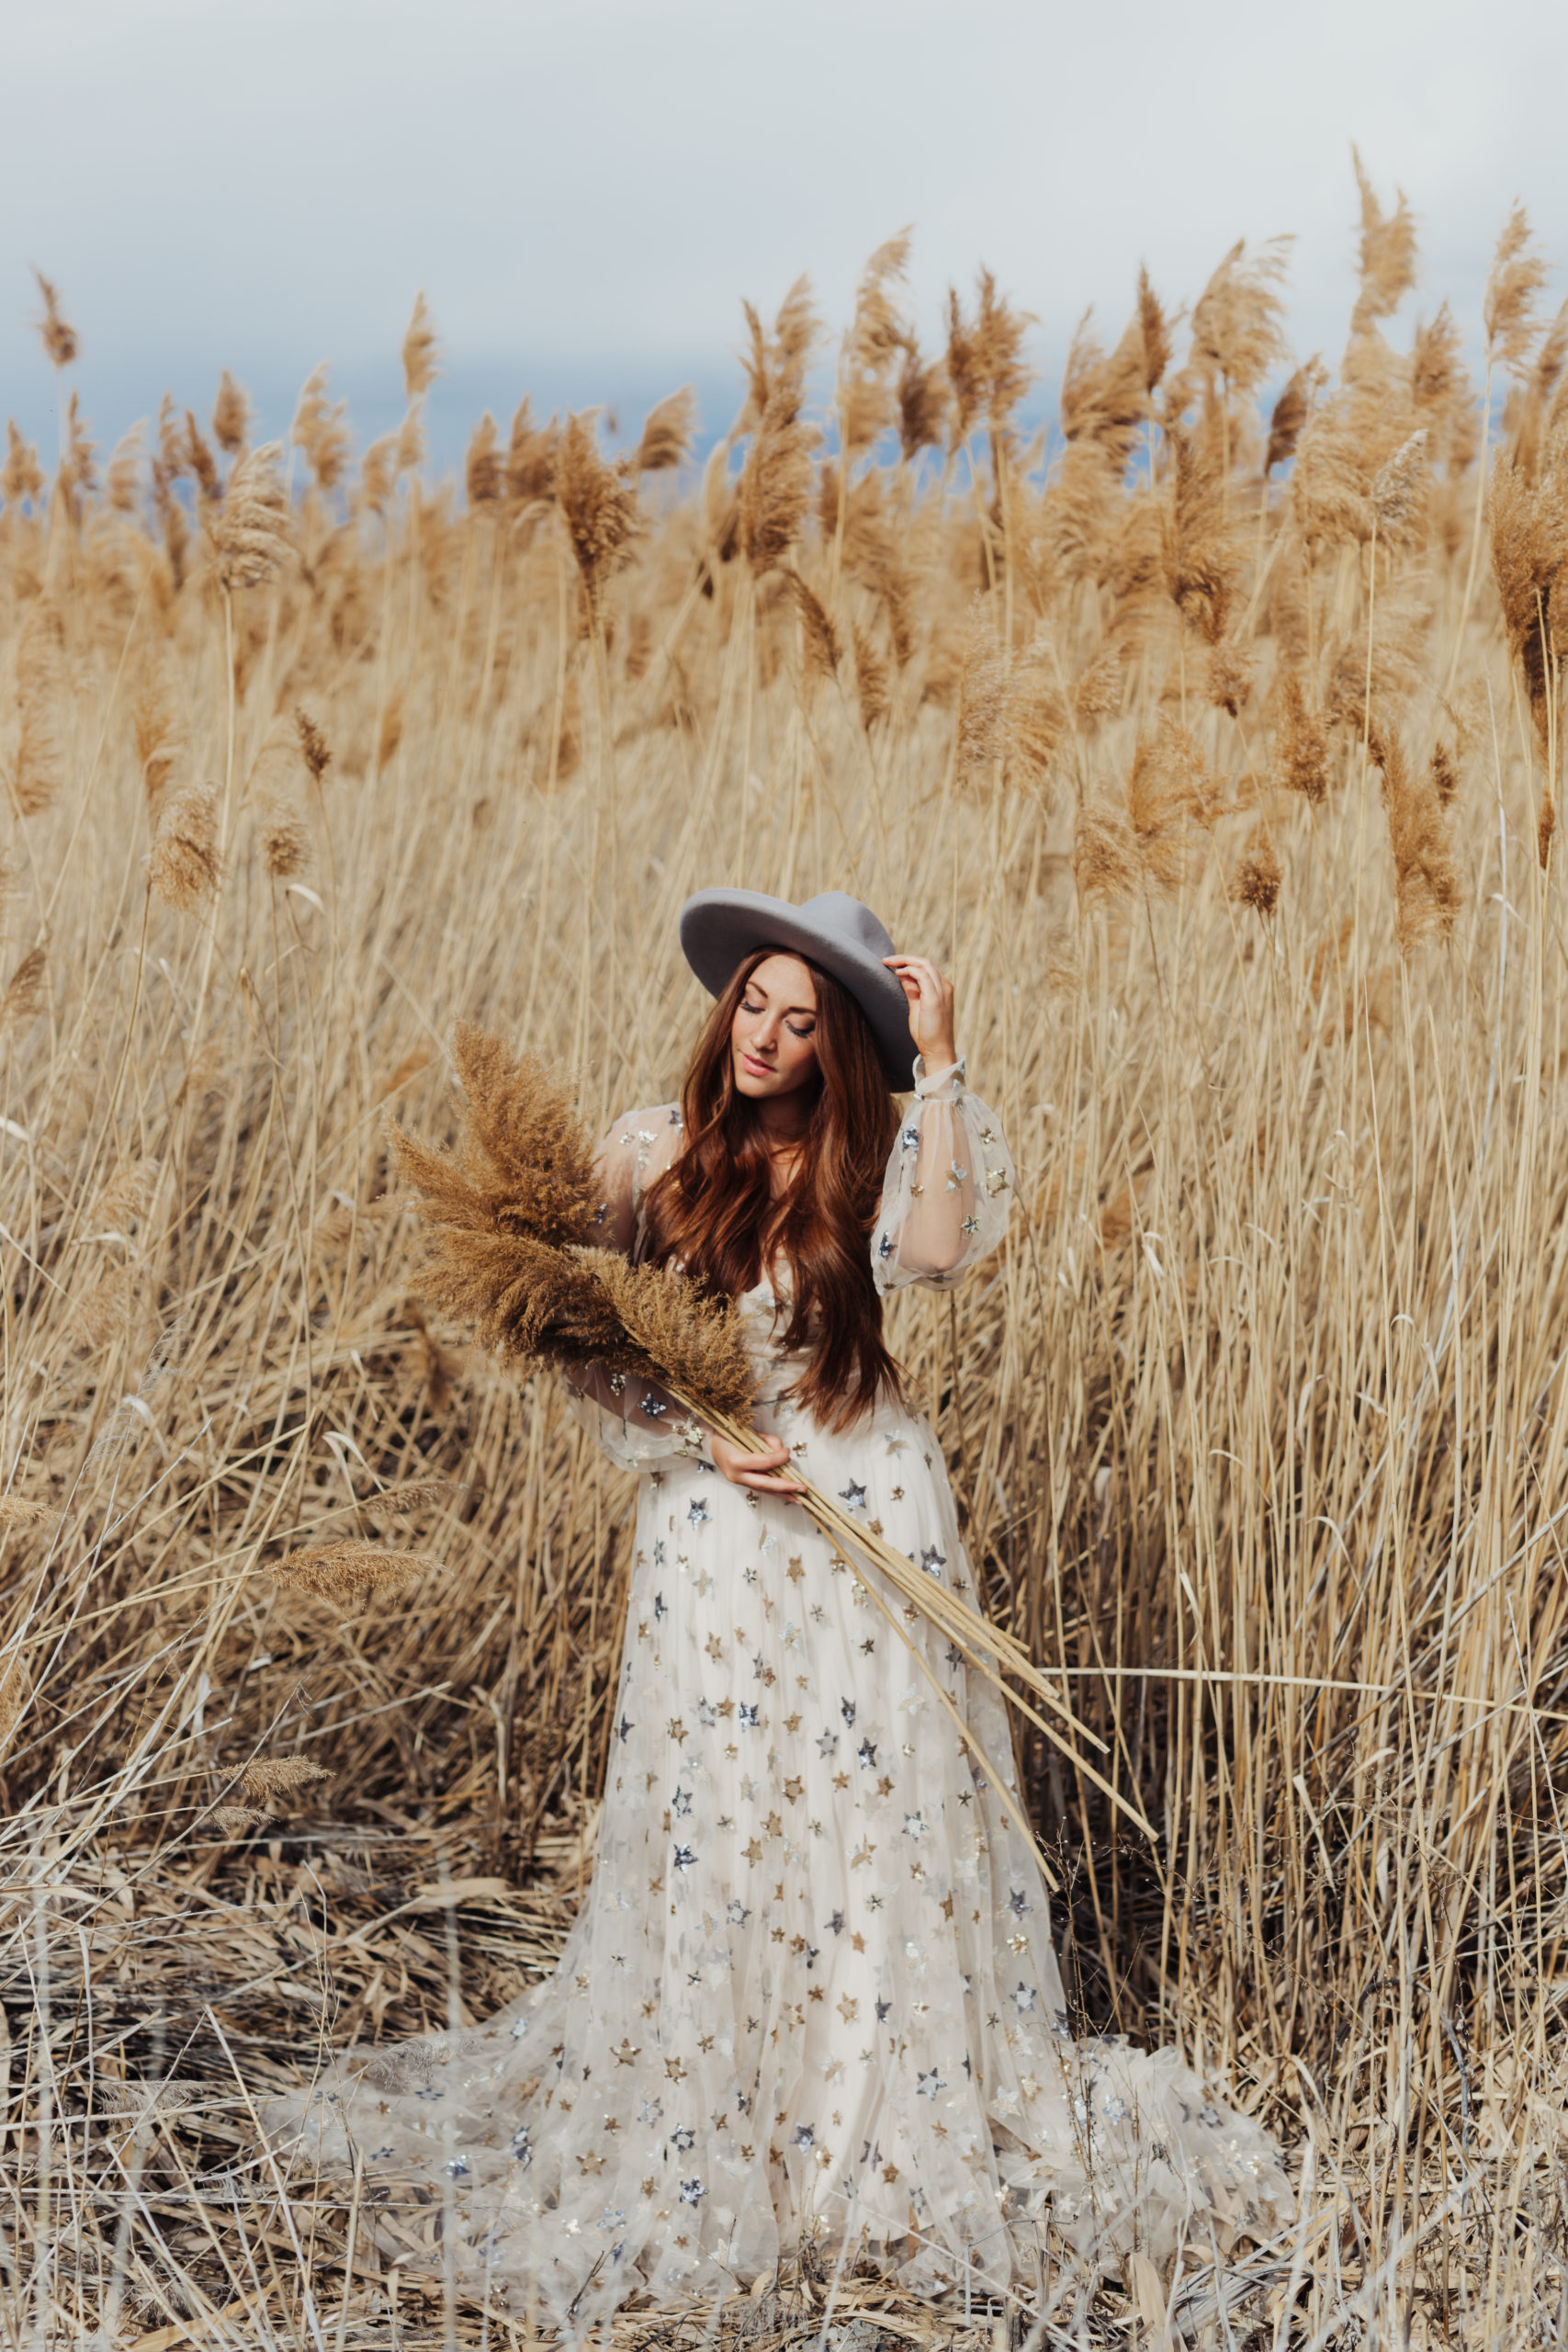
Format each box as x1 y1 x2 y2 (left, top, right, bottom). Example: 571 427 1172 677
642 948 902 1430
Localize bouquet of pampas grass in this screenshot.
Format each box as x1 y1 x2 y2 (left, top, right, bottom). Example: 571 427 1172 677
393 1026 1148 1860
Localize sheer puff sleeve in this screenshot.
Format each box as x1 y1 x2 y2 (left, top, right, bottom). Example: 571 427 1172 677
872 1057 1015 1294
562 1104 714 1471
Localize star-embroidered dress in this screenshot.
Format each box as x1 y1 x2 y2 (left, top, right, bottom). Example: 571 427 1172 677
271 1059 1290 2321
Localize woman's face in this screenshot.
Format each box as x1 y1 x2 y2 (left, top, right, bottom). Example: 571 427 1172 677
730 954 819 1102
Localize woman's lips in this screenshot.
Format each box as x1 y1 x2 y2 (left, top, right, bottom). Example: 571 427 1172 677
740 1052 773 1078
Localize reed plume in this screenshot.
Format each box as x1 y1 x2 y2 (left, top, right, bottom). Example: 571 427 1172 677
62 393 96 512
1264 359 1322 473
465 414 503 508
292 366 352 494
1349 152 1417 338
401 291 441 401
3 422 44 510
210 371 251 457
852 622 889 732
272 1543 444 1609
294 708 333 784
1489 449 1566 778
359 434 397 516
556 411 643 626
1232 831 1282 917
954 604 1010 781
32 269 77 368
839 230 912 456
211 443 293 591
147 783 220 911
1187 236 1292 401
1 945 47 1030
105 424 146 514
1163 423 1235 644
132 659 183 813
1484 204 1550 380
897 342 949 462
183 412 221 503
739 280 820 574
1371 428 1430 545
632 387 697 475
10 598 67 818
234 1758 333 1804
1368 717 1461 943
506 401 558 505
779 567 840 684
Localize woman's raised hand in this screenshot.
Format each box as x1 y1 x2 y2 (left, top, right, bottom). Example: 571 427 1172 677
709 1431 807 1498
884 955 958 1072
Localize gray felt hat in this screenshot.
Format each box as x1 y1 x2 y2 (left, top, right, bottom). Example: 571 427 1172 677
678 888 916 1091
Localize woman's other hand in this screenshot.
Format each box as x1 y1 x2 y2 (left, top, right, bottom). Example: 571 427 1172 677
709 1431 807 1497
884 955 958 1072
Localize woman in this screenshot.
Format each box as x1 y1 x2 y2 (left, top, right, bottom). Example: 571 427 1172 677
279 888 1290 2322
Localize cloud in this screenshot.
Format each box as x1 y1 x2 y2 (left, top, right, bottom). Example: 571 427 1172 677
4 0 1563 465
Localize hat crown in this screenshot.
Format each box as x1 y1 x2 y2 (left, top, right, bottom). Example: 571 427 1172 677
796 891 894 961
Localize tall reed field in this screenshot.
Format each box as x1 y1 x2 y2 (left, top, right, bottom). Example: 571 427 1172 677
3 172 1568 2345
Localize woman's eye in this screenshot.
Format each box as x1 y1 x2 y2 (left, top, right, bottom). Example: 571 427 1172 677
787 1023 815 1040
740 999 762 1013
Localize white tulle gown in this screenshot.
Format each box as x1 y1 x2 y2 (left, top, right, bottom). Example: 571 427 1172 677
270 1059 1291 2322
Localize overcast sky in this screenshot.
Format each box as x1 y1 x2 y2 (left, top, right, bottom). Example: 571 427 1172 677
5 0 1565 476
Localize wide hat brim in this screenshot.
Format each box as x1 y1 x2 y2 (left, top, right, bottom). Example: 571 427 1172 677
678 888 916 1091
